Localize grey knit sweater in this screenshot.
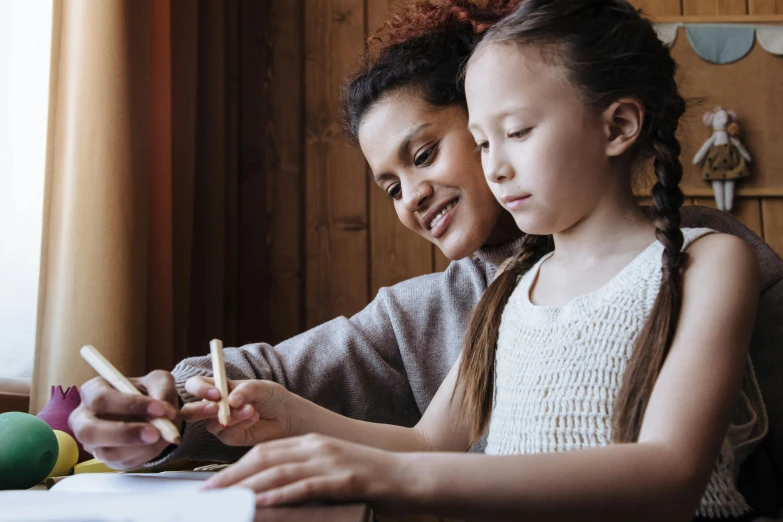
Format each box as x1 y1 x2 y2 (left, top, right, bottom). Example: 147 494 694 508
149 204 783 507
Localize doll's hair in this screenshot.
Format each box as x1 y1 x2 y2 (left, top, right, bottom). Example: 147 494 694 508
340 0 522 144
455 0 688 444
727 122 741 137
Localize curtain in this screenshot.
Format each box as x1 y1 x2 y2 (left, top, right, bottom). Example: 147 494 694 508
31 0 296 413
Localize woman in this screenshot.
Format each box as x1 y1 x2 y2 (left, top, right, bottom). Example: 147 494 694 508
68 0 775 481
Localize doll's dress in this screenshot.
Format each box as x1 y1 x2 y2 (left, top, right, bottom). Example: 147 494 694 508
702 143 749 181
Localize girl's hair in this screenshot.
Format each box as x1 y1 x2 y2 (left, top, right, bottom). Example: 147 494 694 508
340 0 522 144
456 0 688 444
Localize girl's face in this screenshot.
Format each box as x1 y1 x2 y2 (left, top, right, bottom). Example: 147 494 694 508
358 90 510 260
465 44 619 236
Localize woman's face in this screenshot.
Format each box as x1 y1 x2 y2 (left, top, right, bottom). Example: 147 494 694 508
358 90 509 260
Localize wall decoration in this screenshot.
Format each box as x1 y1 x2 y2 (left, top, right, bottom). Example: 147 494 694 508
655 23 783 62
693 107 752 212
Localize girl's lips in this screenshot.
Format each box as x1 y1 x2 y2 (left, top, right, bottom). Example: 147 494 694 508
430 201 457 238
504 195 531 210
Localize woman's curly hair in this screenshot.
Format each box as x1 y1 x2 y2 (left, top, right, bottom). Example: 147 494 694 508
341 0 522 143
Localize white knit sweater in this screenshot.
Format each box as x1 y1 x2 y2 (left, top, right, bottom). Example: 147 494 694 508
485 228 768 518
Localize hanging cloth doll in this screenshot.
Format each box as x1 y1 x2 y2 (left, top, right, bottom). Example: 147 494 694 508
692 107 752 212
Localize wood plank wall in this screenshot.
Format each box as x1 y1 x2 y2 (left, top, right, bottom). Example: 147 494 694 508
256 0 783 346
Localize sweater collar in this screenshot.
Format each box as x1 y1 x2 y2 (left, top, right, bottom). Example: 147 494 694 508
474 236 527 268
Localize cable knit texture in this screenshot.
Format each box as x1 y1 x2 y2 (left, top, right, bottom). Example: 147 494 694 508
486 228 768 519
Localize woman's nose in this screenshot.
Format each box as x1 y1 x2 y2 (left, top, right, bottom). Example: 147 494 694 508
403 185 429 212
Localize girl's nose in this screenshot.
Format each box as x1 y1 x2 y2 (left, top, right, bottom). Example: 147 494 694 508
485 159 515 184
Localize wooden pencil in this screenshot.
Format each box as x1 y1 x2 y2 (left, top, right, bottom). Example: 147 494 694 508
209 339 231 427
80 345 181 445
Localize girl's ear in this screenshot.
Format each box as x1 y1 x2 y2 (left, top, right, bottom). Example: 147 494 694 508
603 98 644 157
703 111 715 126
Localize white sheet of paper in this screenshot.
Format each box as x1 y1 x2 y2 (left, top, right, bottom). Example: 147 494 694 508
0 473 255 522
50 471 218 493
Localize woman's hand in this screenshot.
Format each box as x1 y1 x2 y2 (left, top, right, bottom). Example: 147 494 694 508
201 434 412 509
68 370 181 470
180 377 293 446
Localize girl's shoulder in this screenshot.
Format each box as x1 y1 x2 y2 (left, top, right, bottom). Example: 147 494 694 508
682 229 759 286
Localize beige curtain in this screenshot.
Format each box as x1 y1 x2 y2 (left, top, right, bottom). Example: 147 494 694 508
31 0 153 413
30 0 276 414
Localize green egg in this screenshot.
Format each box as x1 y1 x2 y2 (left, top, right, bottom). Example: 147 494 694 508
0 412 59 489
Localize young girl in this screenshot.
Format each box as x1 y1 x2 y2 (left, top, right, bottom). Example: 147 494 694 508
182 1 768 519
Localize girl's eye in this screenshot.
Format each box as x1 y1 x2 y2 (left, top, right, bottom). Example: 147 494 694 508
414 143 439 167
386 183 402 201
508 128 531 140
474 141 489 153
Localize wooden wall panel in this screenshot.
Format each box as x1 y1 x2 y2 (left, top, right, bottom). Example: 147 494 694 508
762 199 783 257
683 0 748 14
629 0 683 16
749 0 783 13
367 0 433 296
256 0 305 343
664 35 783 195
305 0 368 328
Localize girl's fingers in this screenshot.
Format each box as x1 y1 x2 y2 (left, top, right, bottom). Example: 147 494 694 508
228 380 278 409
234 462 318 496
204 407 258 436
180 401 218 422
255 476 339 507
184 376 221 401
216 413 260 443
202 438 312 489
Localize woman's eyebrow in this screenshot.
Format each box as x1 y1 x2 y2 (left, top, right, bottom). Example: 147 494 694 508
372 122 433 183
396 122 432 161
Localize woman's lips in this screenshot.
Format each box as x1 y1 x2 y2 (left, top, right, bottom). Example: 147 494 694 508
429 200 458 238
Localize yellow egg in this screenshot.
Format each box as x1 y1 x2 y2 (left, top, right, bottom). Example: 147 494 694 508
47 430 79 478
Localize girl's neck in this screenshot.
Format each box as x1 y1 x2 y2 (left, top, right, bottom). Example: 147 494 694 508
551 183 656 262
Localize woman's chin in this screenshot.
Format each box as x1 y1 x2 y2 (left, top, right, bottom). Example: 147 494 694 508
434 235 482 261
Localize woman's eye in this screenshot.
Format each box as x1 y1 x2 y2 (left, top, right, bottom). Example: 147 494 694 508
414 143 439 167
386 183 402 201
508 128 531 140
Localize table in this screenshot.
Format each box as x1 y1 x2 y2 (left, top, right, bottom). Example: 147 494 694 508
255 504 373 522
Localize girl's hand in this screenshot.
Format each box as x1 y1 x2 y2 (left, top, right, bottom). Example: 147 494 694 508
201 434 411 509
180 377 293 446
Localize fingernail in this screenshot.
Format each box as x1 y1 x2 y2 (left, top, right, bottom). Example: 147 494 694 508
147 402 165 417
208 389 220 400
141 427 159 443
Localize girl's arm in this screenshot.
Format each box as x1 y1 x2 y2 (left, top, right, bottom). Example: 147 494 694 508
390 233 760 521
206 233 759 521
287 357 470 452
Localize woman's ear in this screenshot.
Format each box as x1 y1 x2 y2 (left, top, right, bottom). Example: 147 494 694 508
603 98 644 157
